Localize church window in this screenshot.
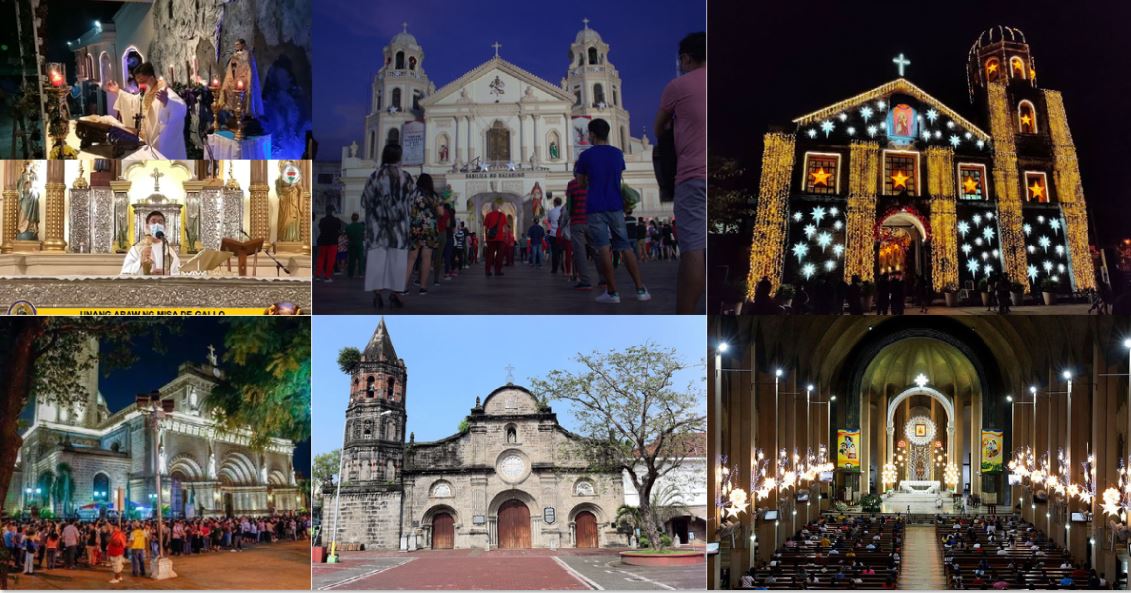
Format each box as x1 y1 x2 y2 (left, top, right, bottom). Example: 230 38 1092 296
612 87 618 107
957 164 988 201
1010 56 1026 79
588 47 599 65
985 58 1001 82
1018 101 1038 134
363 420 373 438
593 83 606 107
573 88 582 107
386 460 396 481
366 376 375 397
387 128 400 146
575 480 595 496
376 91 382 111
392 88 402 109
92 473 110 500
1025 171 1051 203
386 418 397 441
369 131 376 160
802 152 840 195
431 481 452 498
386 379 395 400
412 90 424 113
486 121 511 162
883 151 919 196
409 56 417 71
395 51 405 70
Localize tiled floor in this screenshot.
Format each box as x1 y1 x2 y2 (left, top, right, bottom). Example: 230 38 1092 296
898 525 947 590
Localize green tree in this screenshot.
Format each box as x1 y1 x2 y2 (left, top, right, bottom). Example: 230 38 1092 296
530 342 705 551
337 347 361 375
0 318 168 517
205 318 312 447
312 450 340 487
707 156 756 236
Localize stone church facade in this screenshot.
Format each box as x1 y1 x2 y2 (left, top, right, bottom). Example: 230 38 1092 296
8 339 301 519
324 320 626 550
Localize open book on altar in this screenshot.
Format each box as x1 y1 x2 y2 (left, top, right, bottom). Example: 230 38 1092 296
180 249 233 274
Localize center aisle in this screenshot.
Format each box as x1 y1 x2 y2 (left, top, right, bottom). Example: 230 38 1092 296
898 525 948 590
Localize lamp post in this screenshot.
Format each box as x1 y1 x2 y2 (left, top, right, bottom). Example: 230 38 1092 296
138 392 176 580
329 408 392 563
774 368 783 549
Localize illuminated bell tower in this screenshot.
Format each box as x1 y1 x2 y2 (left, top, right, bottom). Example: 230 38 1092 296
342 319 407 487
364 23 434 162
563 18 632 152
967 26 1096 290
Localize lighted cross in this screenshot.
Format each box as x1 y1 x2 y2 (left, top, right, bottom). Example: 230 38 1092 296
207 344 217 366
582 17 590 29
150 167 164 192
402 22 408 33
492 41 502 59
505 363 515 383
914 373 929 388
892 53 911 77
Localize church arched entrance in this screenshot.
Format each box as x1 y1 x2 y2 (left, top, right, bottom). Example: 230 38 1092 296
575 511 598 548
497 499 531 549
431 512 454 549
471 193 524 240
876 211 928 280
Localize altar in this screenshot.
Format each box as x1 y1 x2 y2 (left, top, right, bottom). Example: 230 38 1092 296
899 480 942 494
207 131 272 159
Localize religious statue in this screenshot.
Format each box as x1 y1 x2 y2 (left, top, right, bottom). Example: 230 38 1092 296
219 38 264 122
349 141 358 158
275 160 302 243
439 143 449 162
549 141 559 160
208 449 217 479
16 162 40 240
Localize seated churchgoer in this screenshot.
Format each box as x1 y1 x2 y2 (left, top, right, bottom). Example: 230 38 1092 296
120 211 181 275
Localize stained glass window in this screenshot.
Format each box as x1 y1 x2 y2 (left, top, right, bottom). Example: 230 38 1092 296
803 153 839 195
884 152 918 195
958 164 988 200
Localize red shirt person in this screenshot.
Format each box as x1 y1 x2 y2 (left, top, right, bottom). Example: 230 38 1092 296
483 203 508 276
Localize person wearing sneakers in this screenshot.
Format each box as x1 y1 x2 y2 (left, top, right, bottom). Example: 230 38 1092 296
107 524 126 584
574 118 650 303
567 173 592 290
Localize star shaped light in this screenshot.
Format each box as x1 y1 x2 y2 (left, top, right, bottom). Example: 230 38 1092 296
1023 223 1032 236
926 108 939 123
860 106 874 121
801 262 816 279
832 244 845 258
962 176 979 194
833 220 843 231
1043 260 1054 273
793 212 804 222
824 259 837 271
838 112 848 122
820 120 835 137
974 237 984 246
1055 245 1065 256
985 212 994 220
949 134 961 147
1038 236 1051 252
1057 263 1066 273
1027 245 1036 254
921 131 932 141
811 205 827 225
1029 180 1045 200
961 243 972 255
914 373 929 388
807 128 817 138
976 140 985 149
810 167 832 187
958 221 970 237
984 264 994 276
829 207 839 216
1027 264 1038 281
867 125 878 137
1049 219 1061 233
891 171 910 189
982 226 995 242
792 242 810 262
847 126 856 135
877 100 886 109
967 258 980 275
816 231 833 251
972 213 983 226
1020 114 1032 127
803 224 817 238
1037 215 1046 224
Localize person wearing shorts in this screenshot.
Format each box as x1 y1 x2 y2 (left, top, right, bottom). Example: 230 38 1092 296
656 31 706 313
575 118 650 304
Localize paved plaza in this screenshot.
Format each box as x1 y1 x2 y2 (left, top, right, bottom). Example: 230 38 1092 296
8 539 310 590
313 258 697 314
312 548 705 590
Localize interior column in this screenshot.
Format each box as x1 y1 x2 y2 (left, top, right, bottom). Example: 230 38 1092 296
0 160 20 253
249 161 270 245
43 160 66 251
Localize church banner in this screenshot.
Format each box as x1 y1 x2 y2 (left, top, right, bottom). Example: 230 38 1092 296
837 429 860 470
401 121 426 166
981 430 1004 473
571 115 592 158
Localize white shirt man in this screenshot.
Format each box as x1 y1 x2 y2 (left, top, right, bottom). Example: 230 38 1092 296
120 212 180 275
105 63 187 159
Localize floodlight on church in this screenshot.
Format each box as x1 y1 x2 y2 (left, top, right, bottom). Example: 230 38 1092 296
1062 370 1072 380
718 342 729 353
1123 338 1131 349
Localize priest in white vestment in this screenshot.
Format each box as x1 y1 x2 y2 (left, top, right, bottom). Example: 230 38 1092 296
105 62 188 159
120 211 181 276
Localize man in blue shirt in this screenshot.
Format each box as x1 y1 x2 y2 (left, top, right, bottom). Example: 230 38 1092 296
574 118 650 304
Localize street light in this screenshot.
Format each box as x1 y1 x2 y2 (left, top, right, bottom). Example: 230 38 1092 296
718 342 729 353
138 392 176 580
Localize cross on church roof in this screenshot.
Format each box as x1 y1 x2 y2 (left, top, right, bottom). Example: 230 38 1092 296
505 363 515 384
492 41 502 59
892 53 911 77
582 17 590 29
150 168 164 192
402 22 408 33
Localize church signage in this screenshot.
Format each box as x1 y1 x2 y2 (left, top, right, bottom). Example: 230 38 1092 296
401 121 426 165
465 172 526 179
543 507 556 525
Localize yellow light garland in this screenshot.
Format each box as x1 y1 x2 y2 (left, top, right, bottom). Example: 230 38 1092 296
986 81 1029 284
844 140 879 282
1043 89 1097 290
746 132 796 297
926 146 959 291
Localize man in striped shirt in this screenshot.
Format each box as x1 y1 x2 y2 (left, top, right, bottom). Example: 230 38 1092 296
567 173 592 290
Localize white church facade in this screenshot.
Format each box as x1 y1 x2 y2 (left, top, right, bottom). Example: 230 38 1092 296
337 21 670 236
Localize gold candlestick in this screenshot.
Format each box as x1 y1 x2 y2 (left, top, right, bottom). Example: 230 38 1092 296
233 89 247 141
210 85 222 133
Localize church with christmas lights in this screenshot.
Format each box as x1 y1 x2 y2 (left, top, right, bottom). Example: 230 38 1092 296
747 26 1096 298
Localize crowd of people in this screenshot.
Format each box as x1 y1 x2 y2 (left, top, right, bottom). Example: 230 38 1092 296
2 512 309 584
313 32 705 312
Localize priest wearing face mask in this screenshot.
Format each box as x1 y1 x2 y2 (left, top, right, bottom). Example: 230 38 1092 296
104 62 188 159
120 211 181 275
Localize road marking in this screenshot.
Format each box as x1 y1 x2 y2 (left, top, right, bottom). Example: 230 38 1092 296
317 558 414 590
611 568 675 590
553 557 604 590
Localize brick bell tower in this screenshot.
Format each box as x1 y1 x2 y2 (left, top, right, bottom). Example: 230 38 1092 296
343 318 407 488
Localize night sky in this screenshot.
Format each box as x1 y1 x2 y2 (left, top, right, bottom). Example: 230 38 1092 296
43 1 122 75
312 0 706 160
21 319 311 476
710 0 1131 246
